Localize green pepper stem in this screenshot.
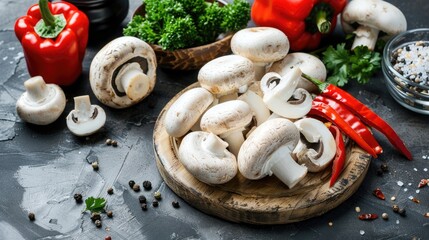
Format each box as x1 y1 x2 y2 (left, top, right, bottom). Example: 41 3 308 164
316 11 331 34
39 0 55 26
302 73 329 92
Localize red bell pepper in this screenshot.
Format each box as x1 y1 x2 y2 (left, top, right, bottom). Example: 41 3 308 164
15 0 89 86
326 123 346 187
251 0 347 51
303 73 412 160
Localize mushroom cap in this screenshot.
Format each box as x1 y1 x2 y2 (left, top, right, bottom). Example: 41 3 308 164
238 118 300 180
268 52 326 93
178 131 237 184
16 76 66 125
164 87 214 138
341 0 407 35
231 27 290 64
198 55 255 95
89 36 157 109
200 100 253 136
66 95 106 137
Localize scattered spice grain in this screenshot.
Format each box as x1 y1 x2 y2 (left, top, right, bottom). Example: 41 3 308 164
28 212 35 221
91 212 101 222
382 213 389 220
111 140 118 147
358 213 378 220
152 200 159 207
139 195 147 204
373 188 385 200
105 139 112 145
141 203 148 211
392 205 400 213
74 193 83 203
128 180 135 188
95 219 102 228
172 200 180 208
154 191 162 200
107 210 113 218
105 236 112 240
132 184 141 192
143 180 152 190
91 161 99 171
107 187 114 195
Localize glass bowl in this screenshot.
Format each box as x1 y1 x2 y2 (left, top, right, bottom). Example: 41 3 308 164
382 28 429 115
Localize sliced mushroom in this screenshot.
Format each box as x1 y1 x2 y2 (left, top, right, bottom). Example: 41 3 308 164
268 52 327 93
237 89 270 126
66 95 106 136
164 87 214 138
292 118 337 172
178 131 237 184
238 118 307 189
90 36 157 108
16 76 66 125
341 0 407 50
198 55 255 101
200 100 253 157
231 27 290 81
260 68 312 119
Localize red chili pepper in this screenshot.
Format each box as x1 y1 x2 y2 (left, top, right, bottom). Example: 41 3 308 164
15 0 89 86
418 179 428 188
303 73 412 160
251 0 347 51
326 123 346 187
314 96 383 155
373 188 385 200
358 213 378 220
309 101 378 158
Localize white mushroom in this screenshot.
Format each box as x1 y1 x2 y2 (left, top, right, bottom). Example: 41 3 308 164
292 118 337 172
200 100 253 157
66 95 106 136
16 76 66 125
231 27 290 81
164 87 214 138
178 131 237 184
260 68 312 119
268 52 327 93
238 118 307 189
90 36 157 108
237 90 270 126
341 0 407 50
198 55 255 102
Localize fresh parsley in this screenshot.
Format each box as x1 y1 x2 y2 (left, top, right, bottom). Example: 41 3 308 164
85 197 106 213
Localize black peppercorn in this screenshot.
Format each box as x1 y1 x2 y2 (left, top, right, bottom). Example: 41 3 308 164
128 180 135 188
133 184 141 192
107 187 114 195
172 200 180 208
91 212 101 222
95 219 102 228
143 180 152 190
152 200 159 207
141 203 148 211
392 205 400 213
111 140 118 147
28 212 35 221
380 163 388 172
74 193 83 204
106 210 113 218
398 208 406 216
138 195 147 204
376 169 383 176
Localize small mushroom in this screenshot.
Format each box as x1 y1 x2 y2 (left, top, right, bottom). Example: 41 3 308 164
231 27 290 81
178 131 237 184
198 55 255 101
90 36 157 108
164 87 214 138
341 0 407 50
268 52 327 93
16 76 66 125
238 118 307 189
260 68 312 119
200 100 253 157
66 95 106 136
292 118 337 172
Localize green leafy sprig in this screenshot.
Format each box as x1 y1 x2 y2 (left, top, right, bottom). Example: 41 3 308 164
84 197 106 213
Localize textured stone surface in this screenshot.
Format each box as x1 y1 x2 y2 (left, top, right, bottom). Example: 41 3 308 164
1 0 429 239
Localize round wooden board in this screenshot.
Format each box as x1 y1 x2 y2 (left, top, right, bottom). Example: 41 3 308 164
153 83 371 225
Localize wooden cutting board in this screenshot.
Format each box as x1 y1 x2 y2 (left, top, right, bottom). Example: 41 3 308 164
153 83 371 224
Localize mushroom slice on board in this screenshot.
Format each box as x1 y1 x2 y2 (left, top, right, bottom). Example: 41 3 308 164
66 95 106 136
178 131 237 185
260 68 312 119
164 87 214 138
238 90 270 126
90 36 157 108
200 100 253 157
16 76 66 125
292 118 337 173
198 55 255 102
231 27 290 81
341 0 407 50
238 118 307 189
268 52 327 94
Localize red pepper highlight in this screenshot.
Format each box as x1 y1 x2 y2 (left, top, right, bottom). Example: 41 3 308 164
303 73 412 160
373 188 385 200
309 101 378 158
15 0 89 86
251 0 347 51
327 124 346 187
358 213 378 220
314 96 383 155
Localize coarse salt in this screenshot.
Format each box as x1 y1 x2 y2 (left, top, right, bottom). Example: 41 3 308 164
397 181 404 186
360 230 365 236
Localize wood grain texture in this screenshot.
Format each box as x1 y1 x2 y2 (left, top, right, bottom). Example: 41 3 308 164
153 83 371 224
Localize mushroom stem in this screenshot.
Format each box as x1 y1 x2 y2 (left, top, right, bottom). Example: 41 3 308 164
116 62 149 101
203 133 229 157
73 95 92 120
351 25 379 50
222 131 245 157
254 63 267 82
24 76 50 103
263 145 308 188
238 90 270 126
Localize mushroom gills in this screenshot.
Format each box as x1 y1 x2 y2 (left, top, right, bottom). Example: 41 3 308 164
66 95 106 136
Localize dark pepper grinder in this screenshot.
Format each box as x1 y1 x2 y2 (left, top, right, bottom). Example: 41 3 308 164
63 0 129 43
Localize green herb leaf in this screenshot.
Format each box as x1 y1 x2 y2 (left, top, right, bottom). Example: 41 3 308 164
85 197 106 213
